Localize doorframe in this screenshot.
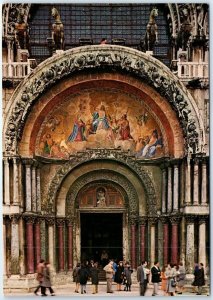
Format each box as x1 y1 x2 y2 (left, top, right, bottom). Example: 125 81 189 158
75 209 128 264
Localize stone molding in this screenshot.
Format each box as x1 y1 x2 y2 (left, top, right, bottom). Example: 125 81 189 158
44 149 158 216
3 45 204 156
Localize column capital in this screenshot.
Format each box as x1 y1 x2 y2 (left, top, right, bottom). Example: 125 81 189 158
185 214 196 224
56 218 66 226
160 216 169 224
12 156 21 164
193 157 201 165
198 215 208 225
148 216 158 225
46 217 55 226
66 218 74 226
170 158 181 166
9 214 21 224
22 158 34 166
139 217 147 225
169 215 181 224
129 214 138 225
23 214 36 224
35 216 44 224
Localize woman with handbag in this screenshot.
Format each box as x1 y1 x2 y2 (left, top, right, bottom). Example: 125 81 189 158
165 263 177 296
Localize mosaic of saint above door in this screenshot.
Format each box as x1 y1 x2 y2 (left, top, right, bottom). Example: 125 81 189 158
36 90 167 159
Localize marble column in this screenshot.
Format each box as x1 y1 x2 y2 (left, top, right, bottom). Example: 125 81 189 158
185 156 191 204
13 158 19 205
150 218 157 267
173 164 179 211
170 216 180 264
167 166 172 213
25 216 35 273
31 164 37 212
3 218 7 275
130 218 137 269
198 217 207 266
10 215 20 274
4 158 10 205
47 218 55 271
193 158 199 205
201 159 207 204
185 216 195 273
161 166 167 213
67 220 73 271
25 161 32 212
57 219 65 272
139 217 147 263
35 218 41 265
161 217 169 265
36 167 41 212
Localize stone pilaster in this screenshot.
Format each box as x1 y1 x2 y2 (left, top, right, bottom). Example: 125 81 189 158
185 156 191 204
161 216 169 265
185 215 195 273
198 216 207 267
10 214 20 274
201 158 207 204
57 218 65 272
3 217 7 275
31 163 37 212
129 216 137 269
167 166 172 213
24 159 33 212
193 158 199 205
36 166 41 212
139 217 147 263
4 158 10 205
66 219 74 271
13 157 20 205
25 216 36 273
173 163 179 211
34 217 42 265
46 217 55 272
160 165 167 213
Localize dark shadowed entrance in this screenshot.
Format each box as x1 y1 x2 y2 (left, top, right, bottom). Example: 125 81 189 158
81 213 123 263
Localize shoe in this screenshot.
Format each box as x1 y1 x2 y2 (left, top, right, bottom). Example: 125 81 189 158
177 292 182 294
51 294 55 296
34 292 38 296
107 291 113 293
84 290 86 293
196 293 201 295
81 292 83 294
152 294 156 296
41 295 47 297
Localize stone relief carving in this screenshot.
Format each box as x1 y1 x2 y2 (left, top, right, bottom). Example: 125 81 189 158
44 149 158 216
4 47 201 156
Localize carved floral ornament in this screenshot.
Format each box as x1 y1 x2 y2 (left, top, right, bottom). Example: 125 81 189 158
4 46 204 156
45 148 158 217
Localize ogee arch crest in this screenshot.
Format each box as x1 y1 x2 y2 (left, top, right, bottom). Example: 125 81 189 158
4 45 204 155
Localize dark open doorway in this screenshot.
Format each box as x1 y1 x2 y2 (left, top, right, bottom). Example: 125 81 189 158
81 213 123 263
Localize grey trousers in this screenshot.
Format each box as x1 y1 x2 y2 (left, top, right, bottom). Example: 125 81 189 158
107 278 113 292
153 282 159 295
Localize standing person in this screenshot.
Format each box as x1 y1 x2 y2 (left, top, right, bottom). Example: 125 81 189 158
196 263 205 295
72 263 81 293
114 261 124 291
123 262 133 291
160 265 168 296
34 259 45 296
79 263 89 294
40 262 55 296
90 262 100 294
112 259 118 281
165 263 177 296
192 263 199 293
176 262 186 294
151 261 161 296
103 260 115 293
137 261 149 296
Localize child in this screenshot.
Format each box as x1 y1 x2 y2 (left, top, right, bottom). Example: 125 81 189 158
123 262 133 291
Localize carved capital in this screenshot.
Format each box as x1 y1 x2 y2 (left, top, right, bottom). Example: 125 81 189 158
148 217 158 225
34 216 43 224
129 215 138 225
24 215 36 224
198 215 208 225
46 217 55 226
185 214 196 224
161 216 169 224
66 218 74 226
22 158 34 166
10 214 21 224
139 217 147 226
169 215 181 224
56 218 65 226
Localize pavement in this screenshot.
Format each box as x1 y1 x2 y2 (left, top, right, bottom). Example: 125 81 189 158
4 282 210 297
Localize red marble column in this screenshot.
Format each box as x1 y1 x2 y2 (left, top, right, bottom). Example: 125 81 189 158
162 218 169 265
26 217 35 273
130 220 136 269
170 217 180 264
34 219 41 265
67 221 73 271
57 219 65 271
139 218 146 263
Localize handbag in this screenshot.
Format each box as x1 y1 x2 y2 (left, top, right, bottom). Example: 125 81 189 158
171 278 177 287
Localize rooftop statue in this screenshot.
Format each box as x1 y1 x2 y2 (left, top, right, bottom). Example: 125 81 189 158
143 7 159 51
51 7 64 50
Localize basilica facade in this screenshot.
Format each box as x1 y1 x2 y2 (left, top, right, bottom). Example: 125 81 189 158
2 3 209 292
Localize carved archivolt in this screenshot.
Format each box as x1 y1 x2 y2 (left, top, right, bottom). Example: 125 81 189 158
45 149 158 216
4 45 204 155
65 170 140 218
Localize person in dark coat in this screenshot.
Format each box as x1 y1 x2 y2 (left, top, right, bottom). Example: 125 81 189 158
90 262 100 294
40 262 55 296
123 262 133 291
137 261 150 296
34 259 45 296
151 261 161 296
196 263 205 295
73 263 80 293
114 261 124 291
78 263 89 294
192 263 199 292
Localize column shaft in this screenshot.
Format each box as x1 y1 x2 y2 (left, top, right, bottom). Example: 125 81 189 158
199 220 206 266
162 169 167 213
36 168 41 212
26 221 34 273
11 218 20 274
131 224 136 269
25 165 32 211
13 158 19 205
48 224 55 271
186 220 195 273
163 223 169 265
201 162 207 204
31 166 37 212
67 224 73 271
193 161 199 205
35 222 41 265
171 223 178 264
4 158 10 205
173 165 179 211
58 224 64 271
150 224 155 267
3 221 7 275
167 167 172 212
140 224 146 262
185 158 191 204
